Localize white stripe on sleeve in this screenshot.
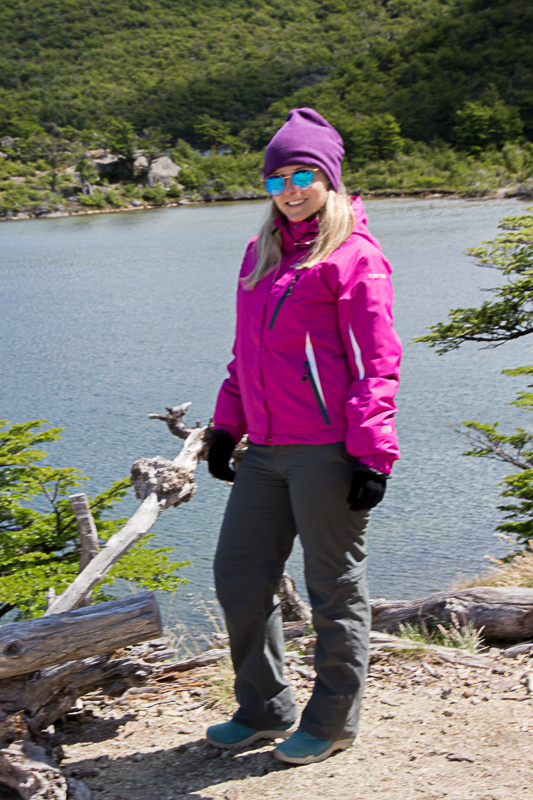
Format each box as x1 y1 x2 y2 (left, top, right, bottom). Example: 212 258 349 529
348 323 365 380
305 332 328 408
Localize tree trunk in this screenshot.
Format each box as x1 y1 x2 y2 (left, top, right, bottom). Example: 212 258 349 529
371 587 533 643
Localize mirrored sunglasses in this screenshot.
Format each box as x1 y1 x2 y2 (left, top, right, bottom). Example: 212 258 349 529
264 168 319 196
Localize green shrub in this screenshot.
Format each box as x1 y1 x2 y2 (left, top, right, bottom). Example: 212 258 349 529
79 191 106 208
142 184 166 205
105 189 124 207
0 420 189 620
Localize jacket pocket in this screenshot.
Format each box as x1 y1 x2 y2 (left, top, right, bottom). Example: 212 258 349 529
302 332 331 425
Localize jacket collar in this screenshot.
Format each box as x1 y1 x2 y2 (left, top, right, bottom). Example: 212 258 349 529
272 196 370 256
273 212 320 254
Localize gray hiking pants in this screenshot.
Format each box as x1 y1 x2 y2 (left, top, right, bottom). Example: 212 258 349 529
214 442 370 741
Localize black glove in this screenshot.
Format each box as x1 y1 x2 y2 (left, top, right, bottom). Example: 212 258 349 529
208 429 236 482
347 462 387 510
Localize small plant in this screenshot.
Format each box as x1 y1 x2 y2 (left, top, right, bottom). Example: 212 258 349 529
166 183 182 199
205 656 236 710
396 614 484 653
435 613 485 653
396 621 434 654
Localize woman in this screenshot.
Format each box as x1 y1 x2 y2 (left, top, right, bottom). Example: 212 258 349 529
206 108 401 765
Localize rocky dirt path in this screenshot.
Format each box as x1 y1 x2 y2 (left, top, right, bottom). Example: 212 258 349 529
21 644 533 800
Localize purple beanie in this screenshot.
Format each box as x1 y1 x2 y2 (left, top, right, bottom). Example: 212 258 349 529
263 108 344 191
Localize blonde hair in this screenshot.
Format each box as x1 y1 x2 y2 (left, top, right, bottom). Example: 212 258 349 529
244 184 354 289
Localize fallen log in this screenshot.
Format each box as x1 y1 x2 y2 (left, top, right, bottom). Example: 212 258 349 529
0 592 162 680
371 587 533 643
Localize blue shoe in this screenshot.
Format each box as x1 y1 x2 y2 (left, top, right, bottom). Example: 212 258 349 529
274 729 354 764
206 719 293 749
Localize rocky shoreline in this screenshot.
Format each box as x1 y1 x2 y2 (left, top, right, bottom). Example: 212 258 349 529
2 186 531 224
49 633 533 800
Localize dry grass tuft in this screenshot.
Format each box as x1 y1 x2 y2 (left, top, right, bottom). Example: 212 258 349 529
205 656 236 711
454 538 533 590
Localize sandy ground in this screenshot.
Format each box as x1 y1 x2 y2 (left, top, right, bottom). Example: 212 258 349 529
16 644 529 800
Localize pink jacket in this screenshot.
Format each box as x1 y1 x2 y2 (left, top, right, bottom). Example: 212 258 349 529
213 196 401 473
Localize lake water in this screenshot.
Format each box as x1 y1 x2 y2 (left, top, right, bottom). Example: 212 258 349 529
1 197 531 634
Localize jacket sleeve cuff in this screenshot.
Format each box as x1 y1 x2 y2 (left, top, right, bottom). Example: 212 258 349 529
357 454 394 475
212 420 246 444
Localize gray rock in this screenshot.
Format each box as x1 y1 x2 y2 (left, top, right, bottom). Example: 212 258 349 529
147 155 180 187
0 136 15 148
516 179 533 198
130 199 142 207
92 154 131 180
134 153 149 171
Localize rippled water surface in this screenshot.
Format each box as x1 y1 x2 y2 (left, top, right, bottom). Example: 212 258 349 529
1 198 530 631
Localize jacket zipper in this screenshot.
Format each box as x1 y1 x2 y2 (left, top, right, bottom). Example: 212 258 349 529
302 361 331 425
268 272 300 330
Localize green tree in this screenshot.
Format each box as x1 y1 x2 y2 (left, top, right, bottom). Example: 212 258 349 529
0 420 189 620
453 88 524 155
457 368 533 546
415 207 533 549
18 129 72 192
101 119 138 176
416 208 533 351
194 115 245 155
138 126 170 168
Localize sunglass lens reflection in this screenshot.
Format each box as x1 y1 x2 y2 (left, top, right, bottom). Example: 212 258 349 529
291 170 314 188
264 176 285 195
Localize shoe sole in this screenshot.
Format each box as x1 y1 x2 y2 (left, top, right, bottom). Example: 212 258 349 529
273 738 354 765
206 728 293 749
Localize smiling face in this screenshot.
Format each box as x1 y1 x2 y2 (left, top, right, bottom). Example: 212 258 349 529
268 164 329 223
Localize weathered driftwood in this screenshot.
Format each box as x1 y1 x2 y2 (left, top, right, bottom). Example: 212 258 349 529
45 426 205 616
276 572 312 623
371 587 533 643
0 656 153 800
148 402 249 470
0 654 152 734
0 412 211 799
0 592 162 680
155 648 231 678
0 651 154 799
0 740 71 800
70 494 99 575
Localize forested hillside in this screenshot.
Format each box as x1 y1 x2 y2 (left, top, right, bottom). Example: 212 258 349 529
1 0 532 145
1 0 532 216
